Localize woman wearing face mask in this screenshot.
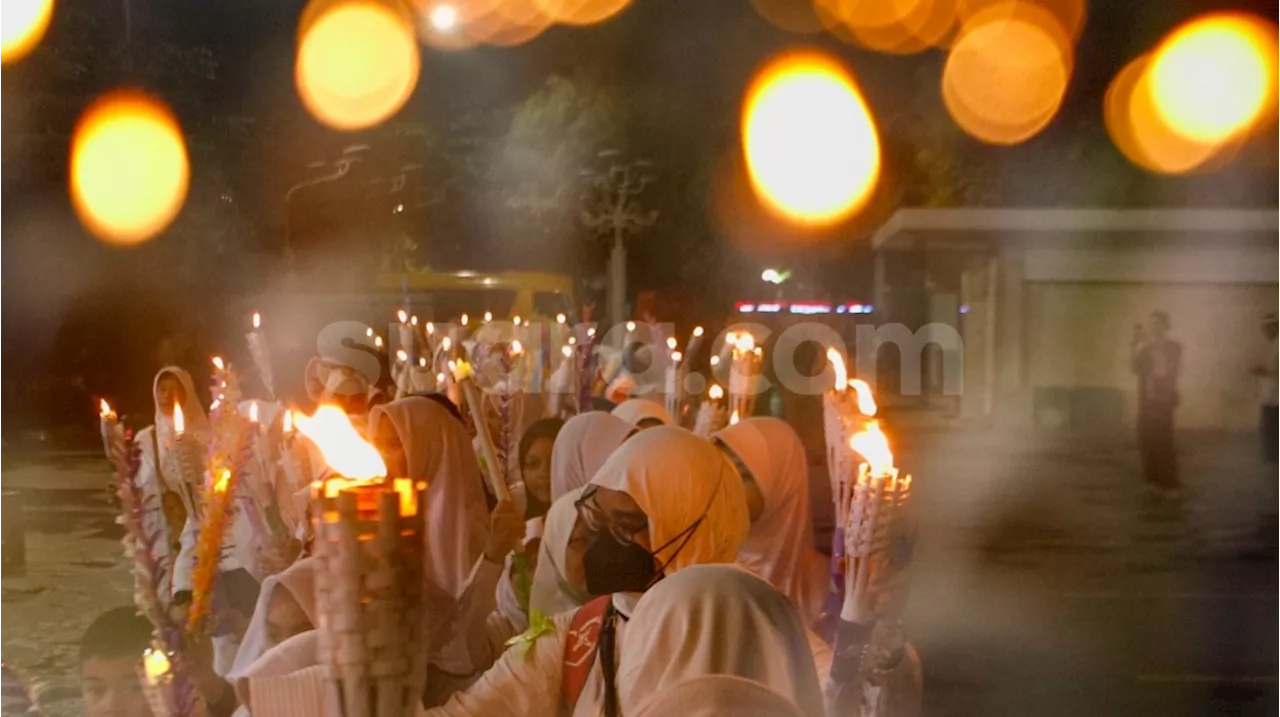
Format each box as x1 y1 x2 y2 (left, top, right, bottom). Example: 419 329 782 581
133 367 211 604
618 565 825 717
237 427 751 717
713 417 829 627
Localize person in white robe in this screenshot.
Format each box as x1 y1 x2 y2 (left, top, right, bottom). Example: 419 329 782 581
133 367 210 604
548 412 634 501
714 417 829 627
618 564 825 717
240 426 750 717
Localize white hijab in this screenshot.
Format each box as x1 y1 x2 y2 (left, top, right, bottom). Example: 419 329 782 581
367 397 491 602
633 676 809 717
619 565 825 717
589 426 749 575
714 417 828 626
528 486 591 619
227 558 317 689
610 398 671 429
549 412 633 501
151 366 211 486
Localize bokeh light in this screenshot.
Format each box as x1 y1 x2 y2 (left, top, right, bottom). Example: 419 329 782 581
817 0 956 54
955 0 1085 42
741 51 881 226
1147 13 1277 145
296 0 420 131
942 1 1072 144
535 0 632 26
1 0 54 65
70 90 190 246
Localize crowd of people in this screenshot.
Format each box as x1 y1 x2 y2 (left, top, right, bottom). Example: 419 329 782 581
12 329 923 717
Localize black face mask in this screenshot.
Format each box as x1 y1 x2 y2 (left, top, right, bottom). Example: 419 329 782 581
583 531 658 596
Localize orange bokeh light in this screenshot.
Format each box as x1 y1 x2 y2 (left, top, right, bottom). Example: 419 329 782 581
942 1 1072 144
818 0 956 54
296 0 420 131
70 90 189 246
955 0 1085 42
741 51 882 226
1104 54 1224 175
535 0 632 26
1147 13 1277 145
1 0 54 64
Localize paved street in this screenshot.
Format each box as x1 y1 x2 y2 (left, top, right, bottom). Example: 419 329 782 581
2 427 1277 716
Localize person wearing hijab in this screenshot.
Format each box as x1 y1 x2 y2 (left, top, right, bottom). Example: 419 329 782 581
518 417 564 520
714 417 829 627
226 557 317 694
240 427 751 717
133 367 211 603
610 398 671 430
618 565 825 717
548 412 634 501
367 397 529 682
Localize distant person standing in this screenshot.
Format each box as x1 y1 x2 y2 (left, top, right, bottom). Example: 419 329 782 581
1249 312 1278 464
1130 310 1183 495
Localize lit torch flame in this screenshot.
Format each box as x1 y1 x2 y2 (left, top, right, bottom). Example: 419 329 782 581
248 401 259 423
484 311 493 322
848 379 876 416
212 356 225 372
510 339 523 356
295 405 387 481
666 337 677 350
143 649 170 684
99 399 115 420
736 333 756 352
212 467 231 493
397 309 408 324
709 384 725 401
556 313 567 325
826 347 846 391
626 321 636 332
252 312 261 330
693 326 705 338
729 409 740 425
561 345 573 358
173 402 185 435
461 313 469 327
671 350 682 362
396 349 408 363
849 420 894 477
282 409 294 433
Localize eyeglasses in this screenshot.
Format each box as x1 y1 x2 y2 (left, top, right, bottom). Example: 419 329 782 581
575 486 648 546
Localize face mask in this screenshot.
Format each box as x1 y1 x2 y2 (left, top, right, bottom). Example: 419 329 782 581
583 531 658 596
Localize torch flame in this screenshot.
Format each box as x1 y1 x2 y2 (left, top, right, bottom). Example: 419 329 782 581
396 349 408 363
294 405 387 480
419 356 428 367
568 336 577 346
848 378 877 416
442 336 452 352
248 401 259 423
282 409 294 433
510 339 523 355
729 409 740 425
397 309 408 323
513 315 521 326
173 402 185 434
671 350 683 362
826 347 846 391
484 311 493 322
737 333 756 352
252 312 261 330
212 467 231 493
143 649 170 682
709 384 725 401
693 326 705 338
562 345 573 358
556 313 567 324
426 322 434 335
666 337 677 350
849 420 894 477
374 336 384 349
212 356 225 372
587 327 597 338
626 321 637 332
410 315 418 326
710 355 721 367
99 399 115 419
461 313 469 326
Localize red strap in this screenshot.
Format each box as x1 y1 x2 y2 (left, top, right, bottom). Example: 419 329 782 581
562 596 612 711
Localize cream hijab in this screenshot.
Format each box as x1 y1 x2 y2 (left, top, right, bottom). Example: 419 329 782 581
714 417 828 625
367 397 491 601
227 558 317 688
528 486 591 619
618 565 825 717
589 426 749 575
549 412 633 501
610 398 672 429
151 366 211 483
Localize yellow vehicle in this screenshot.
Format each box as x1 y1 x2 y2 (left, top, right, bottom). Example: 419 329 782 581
374 270 575 320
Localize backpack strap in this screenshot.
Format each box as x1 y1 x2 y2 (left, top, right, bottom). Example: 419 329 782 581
562 595 613 711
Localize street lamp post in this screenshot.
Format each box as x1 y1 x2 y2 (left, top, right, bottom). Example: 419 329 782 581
581 151 658 331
